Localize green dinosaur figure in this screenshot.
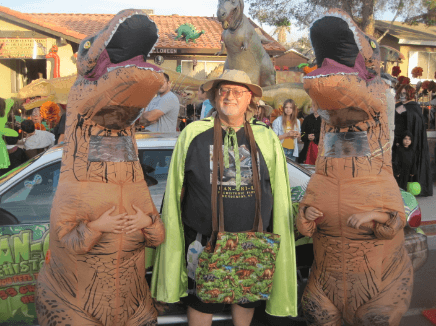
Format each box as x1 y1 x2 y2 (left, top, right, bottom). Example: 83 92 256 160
0 99 19 169
175 23 205 43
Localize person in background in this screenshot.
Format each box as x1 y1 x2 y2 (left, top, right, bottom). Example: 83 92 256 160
393 84 432 196
272 99 301 161
21 120 55 159
297 108 322 164
140 73 180 132
0 136 27 176
31 108 46 131
53 111 66 144
256 100 273 126
198 84 213 119
393 131 417 190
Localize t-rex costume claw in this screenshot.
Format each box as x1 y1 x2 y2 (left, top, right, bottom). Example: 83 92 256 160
297 9 413 326
35 10 166 326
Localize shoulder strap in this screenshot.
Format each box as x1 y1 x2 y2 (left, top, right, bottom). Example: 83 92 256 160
245 121 263 232
211 116 263 233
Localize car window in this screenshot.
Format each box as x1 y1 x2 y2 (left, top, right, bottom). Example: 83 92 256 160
0 162 61 225
0 154 41 184
138 149 173 212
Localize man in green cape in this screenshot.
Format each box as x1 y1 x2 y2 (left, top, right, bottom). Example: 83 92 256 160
151 70 297 325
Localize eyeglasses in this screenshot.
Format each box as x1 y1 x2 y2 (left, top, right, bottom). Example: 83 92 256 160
218 88 251 99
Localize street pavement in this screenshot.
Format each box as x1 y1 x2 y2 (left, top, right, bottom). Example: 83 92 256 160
417 185 436 223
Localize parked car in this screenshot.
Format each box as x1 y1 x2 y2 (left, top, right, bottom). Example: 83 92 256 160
0 133 428 325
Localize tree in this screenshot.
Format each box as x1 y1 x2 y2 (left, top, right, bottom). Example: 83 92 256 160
272 18 292 44
247 0 426 36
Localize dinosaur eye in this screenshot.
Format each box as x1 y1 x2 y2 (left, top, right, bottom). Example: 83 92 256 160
370 41 377 49
83 41 91 49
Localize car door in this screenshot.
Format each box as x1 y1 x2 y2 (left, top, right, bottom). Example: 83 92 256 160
0 161 61 326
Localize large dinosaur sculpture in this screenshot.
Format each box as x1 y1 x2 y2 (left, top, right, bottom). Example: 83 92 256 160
216 0 276 87
296 9 412 326
18 75 76 110
35 10 166 326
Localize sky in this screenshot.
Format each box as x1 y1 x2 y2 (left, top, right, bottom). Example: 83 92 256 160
2 0 396 43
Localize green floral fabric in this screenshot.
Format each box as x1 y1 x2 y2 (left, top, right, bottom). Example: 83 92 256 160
196 231 280 304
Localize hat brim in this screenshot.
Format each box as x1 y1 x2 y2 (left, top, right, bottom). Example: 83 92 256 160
259 104 274 116
203 78 262 98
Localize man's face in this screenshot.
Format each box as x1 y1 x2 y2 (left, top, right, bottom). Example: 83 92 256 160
198 87 207 101
31 114 42 124
157 78 170 95
215 82 252 118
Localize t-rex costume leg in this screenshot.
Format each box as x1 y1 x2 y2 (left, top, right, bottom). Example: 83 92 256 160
35 10 165 326
297 10 413 326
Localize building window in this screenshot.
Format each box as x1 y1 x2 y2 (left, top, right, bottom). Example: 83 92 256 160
408 51 436 82
181 60 224 79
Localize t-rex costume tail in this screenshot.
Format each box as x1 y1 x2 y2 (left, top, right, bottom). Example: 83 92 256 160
297 9 413 326
35 10 165 326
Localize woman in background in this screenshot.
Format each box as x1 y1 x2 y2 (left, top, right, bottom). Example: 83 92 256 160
272 99 300 161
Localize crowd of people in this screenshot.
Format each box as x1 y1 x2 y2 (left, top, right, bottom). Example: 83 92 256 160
0 99 65 176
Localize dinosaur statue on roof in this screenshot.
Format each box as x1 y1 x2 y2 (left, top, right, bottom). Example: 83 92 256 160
215 0 276 87
175 23 205 43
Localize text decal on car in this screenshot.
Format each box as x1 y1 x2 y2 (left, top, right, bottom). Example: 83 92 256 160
0 224 49 323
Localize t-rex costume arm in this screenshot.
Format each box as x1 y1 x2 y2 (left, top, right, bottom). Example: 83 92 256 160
297 9 412 326
35 10 166 326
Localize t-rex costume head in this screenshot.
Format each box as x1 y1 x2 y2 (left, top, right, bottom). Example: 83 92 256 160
297 9 413 325
35 10 166 326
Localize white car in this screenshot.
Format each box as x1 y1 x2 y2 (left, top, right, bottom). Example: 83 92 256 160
0 133 427 325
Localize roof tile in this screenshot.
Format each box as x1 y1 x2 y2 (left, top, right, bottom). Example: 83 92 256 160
23 12 285 52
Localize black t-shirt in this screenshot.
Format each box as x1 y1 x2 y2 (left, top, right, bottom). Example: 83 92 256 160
182 126 273 236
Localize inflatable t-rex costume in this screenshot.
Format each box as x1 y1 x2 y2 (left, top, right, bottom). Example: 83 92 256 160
35 10 166 326
297 9 413 326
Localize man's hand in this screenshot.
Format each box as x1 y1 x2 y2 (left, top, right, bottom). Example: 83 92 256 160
123 204 153 234
88 206 126 233
304 207 323 221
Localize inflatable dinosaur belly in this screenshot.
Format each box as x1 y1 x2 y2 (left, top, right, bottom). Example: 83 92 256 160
35 10 165 326
297 10 412 326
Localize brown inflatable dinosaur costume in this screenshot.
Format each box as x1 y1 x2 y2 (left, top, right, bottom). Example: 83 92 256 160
35 10 166 326
297 9 413 326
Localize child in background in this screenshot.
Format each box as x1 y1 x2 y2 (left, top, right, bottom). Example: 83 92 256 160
393 130 417 190
0 136 27 176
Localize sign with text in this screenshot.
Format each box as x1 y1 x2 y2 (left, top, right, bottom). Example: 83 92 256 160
0 38 47 59
0 224 50 325
152 48 178 54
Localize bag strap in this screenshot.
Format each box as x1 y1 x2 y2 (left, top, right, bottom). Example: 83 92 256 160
211 116 263 233
244 121 263 232
211 116 221 233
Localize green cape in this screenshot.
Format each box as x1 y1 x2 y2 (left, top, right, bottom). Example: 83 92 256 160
151 117 298 317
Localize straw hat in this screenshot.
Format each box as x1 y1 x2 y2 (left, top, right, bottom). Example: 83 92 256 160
203 69 263 120
257 100 273 116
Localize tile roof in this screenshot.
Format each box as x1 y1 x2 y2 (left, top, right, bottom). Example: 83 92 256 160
24 12 285 52
0 6 87 41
